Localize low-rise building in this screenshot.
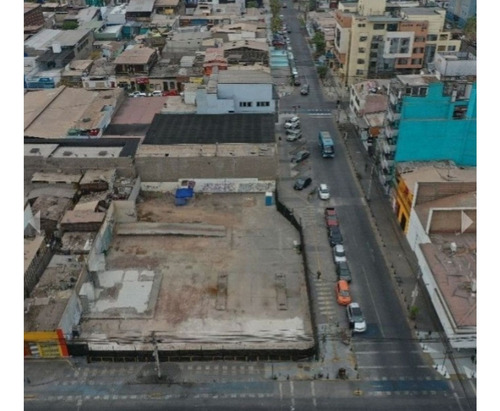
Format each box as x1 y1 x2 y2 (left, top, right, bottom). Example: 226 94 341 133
24 86 125 139
400 162 476 348
135 113 276 191
196 68 276 114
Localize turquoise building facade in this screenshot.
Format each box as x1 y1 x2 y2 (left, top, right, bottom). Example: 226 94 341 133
394 82 476 166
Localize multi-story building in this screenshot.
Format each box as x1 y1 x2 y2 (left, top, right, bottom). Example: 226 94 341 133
331 0 461 85
374 51 476 198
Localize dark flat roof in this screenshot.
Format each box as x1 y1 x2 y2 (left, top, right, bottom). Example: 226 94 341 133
144 114 276 145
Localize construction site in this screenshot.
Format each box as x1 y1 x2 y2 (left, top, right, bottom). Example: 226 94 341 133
73 193 314 360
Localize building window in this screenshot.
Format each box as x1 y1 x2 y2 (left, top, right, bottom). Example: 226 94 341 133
452 105 467 119
239 101 252 107
358 47 366 53
256 101 270 107
448 45 456 51
359 36 368 42
437 45 446 51
357 59 365 64
418 87 428 96
427 34 438 41
358 23 366 27
387 23 398 32
356 69 364 75
373 23 385 30
370 52 378 58
398 59 408 65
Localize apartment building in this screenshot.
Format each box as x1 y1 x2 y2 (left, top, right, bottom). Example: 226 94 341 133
331 0 461 85
374 51 476 196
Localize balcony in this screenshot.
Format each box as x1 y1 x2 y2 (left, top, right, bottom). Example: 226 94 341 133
384 124 399 139
377 138 396 155
387 107 401 122
379 155 394 171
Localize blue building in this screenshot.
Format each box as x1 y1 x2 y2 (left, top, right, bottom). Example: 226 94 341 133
446 0 476 28
375 51 476 190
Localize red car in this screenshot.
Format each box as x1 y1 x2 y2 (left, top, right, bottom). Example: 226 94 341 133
324 207 339 227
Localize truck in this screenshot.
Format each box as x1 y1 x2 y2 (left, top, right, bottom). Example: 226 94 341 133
318 131 335 158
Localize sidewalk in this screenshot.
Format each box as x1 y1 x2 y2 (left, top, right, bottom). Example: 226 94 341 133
327 81 476 382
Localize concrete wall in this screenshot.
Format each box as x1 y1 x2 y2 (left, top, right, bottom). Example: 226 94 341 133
135 156 277 182
58 292 83 340
141 178 276 193
428 208 476 234
87 205 116 272
217 83 275 114
414 182 477 206
25 156 137 181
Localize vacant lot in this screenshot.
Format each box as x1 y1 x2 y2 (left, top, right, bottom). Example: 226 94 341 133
80 193 314 351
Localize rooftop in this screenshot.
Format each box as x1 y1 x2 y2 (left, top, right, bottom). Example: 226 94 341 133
420 233 476 328
397 162 477 194
24 87 123 139
114 46 156 65
217 69 273 84
143 114 276 145
126 0 156 13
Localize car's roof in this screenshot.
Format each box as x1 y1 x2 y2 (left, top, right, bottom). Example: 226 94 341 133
319 184 328 190
349 302 360 308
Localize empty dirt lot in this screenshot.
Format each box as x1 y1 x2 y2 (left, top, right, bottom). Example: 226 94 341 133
80 193 314 352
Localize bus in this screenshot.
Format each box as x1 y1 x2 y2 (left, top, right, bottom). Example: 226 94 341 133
318 131 335 158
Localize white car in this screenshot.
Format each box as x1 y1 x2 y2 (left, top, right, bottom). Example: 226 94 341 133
286 130 302 141
128 91 147 98
284 116 300 129
318 184 330 200
333 244 347 264
347 302 367 333
148 90 163 97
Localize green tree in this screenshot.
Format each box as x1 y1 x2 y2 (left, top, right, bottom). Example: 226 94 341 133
464 16 476 42
312 31 326 56
317 65 328 79
247 0 258 8
62 21 79 30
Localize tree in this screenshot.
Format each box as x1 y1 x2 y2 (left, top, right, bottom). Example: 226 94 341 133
317 66 328 79
62 21 79 30
312 31 326 56
247 0 259 8
464 16 476 43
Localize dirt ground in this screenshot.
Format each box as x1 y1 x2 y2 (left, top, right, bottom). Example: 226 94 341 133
81 193 314 351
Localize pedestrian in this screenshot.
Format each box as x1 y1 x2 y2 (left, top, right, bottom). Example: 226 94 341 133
317 271 321 279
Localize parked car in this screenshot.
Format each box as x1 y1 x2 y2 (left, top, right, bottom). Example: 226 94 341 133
286 130 302 141
328 226 343 246
336 261 352 282
148 90 163 97
324 207 339 227
336 280 352 306
300 84 310 95
293 76 301 86
286 131 303 142
346 302 367 332
333 244 347 264
284 116 300 129
128 91 147 97
318 184 330 200
291 150 310 163
294 177 312 190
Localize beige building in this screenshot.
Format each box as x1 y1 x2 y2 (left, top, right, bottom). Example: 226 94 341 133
331 0 461 85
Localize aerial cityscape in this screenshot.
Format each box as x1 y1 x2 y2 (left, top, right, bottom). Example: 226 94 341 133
22 0 477 409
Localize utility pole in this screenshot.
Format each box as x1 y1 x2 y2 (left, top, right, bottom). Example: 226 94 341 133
366 161 375 201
